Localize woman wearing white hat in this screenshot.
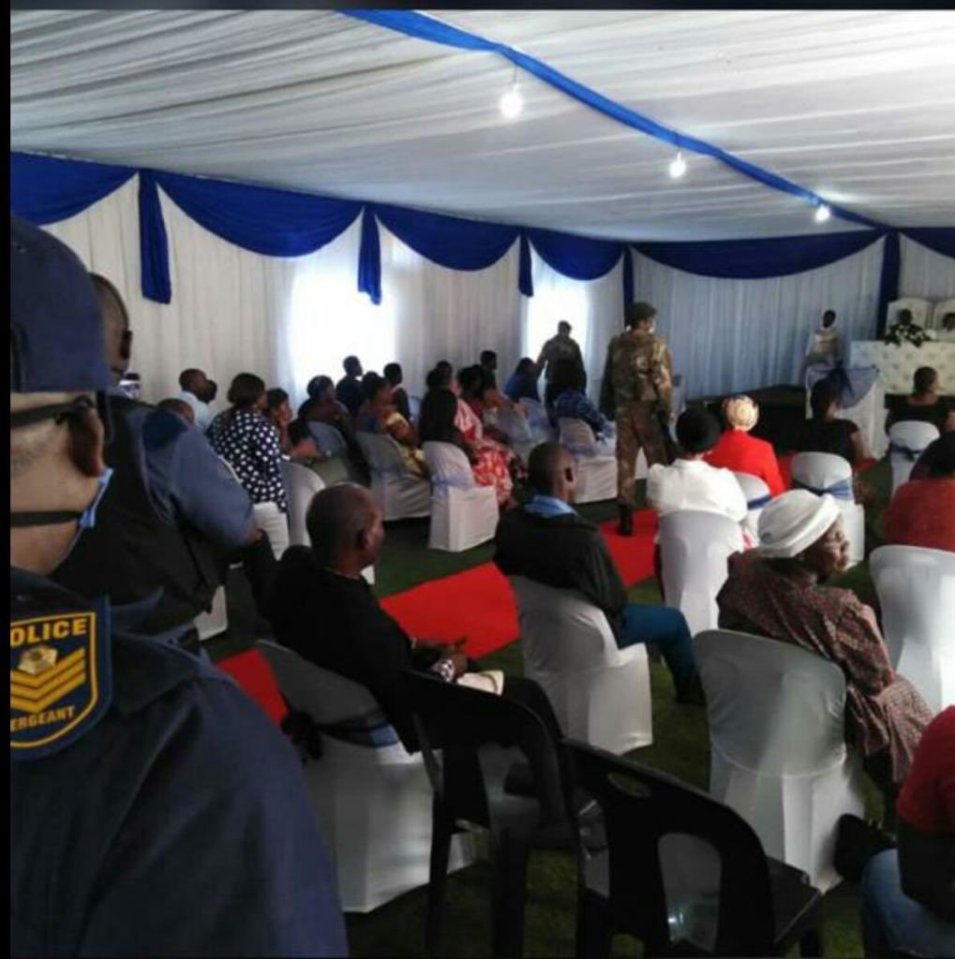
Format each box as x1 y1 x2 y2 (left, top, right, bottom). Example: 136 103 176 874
717 490 933 816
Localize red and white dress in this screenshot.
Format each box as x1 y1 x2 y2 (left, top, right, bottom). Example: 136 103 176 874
455 399 513 506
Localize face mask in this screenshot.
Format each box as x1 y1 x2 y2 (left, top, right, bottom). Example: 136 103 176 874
11 468 114 566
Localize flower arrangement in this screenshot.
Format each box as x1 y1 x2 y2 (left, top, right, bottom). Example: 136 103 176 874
883 308 932 347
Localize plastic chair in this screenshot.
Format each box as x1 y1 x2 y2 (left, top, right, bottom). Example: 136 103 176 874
658 511 744 637
870 545 955 714
255 641 470 913
422 441 499 552
888 421 941 495
932 297 955 329
507 576 652 754
356 431 431 521
886 297 932 329
790 452 865 565
693 629 866 893
565 739 824 958
558 418 617 504
732 471 770 541
403 670 577 958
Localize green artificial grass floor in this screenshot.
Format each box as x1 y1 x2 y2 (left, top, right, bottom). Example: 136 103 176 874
209 461 896 957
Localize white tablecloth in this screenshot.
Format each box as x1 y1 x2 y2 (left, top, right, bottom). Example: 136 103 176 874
850 341 955 396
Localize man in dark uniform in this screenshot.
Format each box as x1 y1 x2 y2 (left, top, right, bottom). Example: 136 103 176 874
52 273 274 636
536 320 586 395
10 217 347 957
600 301 674 535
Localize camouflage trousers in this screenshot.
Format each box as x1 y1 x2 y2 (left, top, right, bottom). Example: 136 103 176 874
615 402 668 508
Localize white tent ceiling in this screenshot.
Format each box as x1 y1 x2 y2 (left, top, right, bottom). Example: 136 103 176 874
11 9 955 241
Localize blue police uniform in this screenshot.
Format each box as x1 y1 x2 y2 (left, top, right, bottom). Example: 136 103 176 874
11 215 346 958
52 392 257 634
11 568 348 957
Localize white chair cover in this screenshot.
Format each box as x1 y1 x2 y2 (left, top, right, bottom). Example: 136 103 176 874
518 398 556 443
790 452 866 565
693 629 866 893
280 459 325 548
278 459 374 583
558 418 617 503
870 545 955 714
256 640 471 912
422 442 499 552
886 297 932 329
658 511 744 637
252 501 290 562
508 576 653 754
888 421 941 495
194 584 228 641
356 432 431 521
731 470 769 541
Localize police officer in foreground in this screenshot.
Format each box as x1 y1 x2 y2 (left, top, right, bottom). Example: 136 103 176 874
10 217 347 957
600 300 674 536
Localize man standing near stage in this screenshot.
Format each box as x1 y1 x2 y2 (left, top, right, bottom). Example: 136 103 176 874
600 301 673 535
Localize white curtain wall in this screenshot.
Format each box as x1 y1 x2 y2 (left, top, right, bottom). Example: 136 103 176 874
46 179 893 408
899 235 955 301
632 240 885 400
44 181 627 408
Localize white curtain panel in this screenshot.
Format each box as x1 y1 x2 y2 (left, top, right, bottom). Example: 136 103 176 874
379 224 523 396
632 240 884 400
521 247 624 401
899 235 955 301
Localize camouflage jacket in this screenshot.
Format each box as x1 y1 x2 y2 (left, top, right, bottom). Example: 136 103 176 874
599 330 673 415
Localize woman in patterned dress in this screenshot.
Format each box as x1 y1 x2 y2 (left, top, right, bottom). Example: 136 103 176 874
718 490 933 821
419 386 516 508
207 373 287 514
354 372 427 478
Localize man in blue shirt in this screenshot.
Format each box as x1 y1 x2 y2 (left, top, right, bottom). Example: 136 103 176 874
10 216 346 957
494 442 703 705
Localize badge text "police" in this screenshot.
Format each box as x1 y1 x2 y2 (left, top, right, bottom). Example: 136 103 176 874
11 617 89 646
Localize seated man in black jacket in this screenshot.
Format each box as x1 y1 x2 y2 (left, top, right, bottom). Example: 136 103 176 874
267 484 554 749
494 443 703 704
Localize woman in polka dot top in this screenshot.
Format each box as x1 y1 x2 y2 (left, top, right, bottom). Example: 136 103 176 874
208 373 288 513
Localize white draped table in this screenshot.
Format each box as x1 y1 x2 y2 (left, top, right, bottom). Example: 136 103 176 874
850 341 955 396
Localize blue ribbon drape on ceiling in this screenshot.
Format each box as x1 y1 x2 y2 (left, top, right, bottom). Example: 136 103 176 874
345 10 885 232
11 152 136 224
633 231 885 280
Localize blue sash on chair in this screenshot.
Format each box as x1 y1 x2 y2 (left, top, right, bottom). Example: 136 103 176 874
888 441 924 463
792 477 854 502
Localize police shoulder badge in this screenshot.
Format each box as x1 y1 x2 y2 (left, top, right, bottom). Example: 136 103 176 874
10 597 112 761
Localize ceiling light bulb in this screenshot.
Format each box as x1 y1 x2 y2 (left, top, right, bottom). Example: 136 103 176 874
814 204 831 223
668 152 687 179
499 84 523 120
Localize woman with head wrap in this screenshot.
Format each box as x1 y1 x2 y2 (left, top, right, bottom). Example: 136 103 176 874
718 490 933 818
704 395 787 498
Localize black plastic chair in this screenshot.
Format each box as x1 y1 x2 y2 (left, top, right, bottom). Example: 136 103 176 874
402 670 578 958
565 739 824 958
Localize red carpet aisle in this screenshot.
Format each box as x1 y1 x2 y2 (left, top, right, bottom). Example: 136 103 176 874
217 648 288 725
380 509 658 659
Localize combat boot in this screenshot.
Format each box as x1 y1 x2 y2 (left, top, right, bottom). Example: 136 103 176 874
617 504 634 536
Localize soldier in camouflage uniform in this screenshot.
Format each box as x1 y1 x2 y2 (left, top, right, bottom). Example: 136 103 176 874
536 320 586 395
600 301 674 535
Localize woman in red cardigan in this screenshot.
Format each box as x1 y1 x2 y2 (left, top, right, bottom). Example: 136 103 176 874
704 394 787 497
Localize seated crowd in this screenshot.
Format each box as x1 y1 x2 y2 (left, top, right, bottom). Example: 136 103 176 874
13 230 952 959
